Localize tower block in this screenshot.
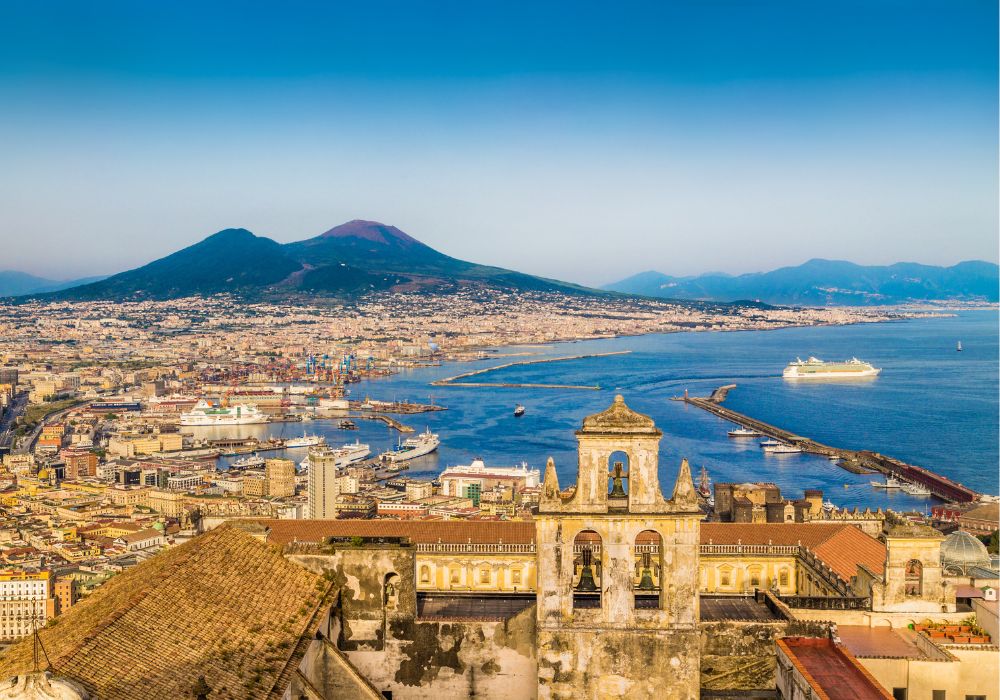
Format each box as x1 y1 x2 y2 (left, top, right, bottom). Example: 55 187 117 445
536 395 702 700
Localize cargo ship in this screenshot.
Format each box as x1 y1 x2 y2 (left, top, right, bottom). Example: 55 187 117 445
180 399 268 426
782 357 880 380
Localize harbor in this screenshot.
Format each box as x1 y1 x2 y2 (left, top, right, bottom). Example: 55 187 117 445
677 385 981 504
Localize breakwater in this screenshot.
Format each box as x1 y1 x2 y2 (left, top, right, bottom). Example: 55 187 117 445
677 385 980 503
431 350 632 390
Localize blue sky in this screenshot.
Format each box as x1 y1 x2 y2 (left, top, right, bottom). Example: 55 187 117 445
1 1 996 284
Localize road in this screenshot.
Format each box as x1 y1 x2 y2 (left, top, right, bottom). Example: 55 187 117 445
0 392 28 453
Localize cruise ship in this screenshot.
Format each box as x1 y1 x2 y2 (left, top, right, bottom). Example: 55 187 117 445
179 399 268 426
380 429 440 463
782 357 881 380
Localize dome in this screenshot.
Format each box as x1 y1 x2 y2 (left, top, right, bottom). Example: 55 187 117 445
941 530 991 573
36 470 49 480
2 672 89 700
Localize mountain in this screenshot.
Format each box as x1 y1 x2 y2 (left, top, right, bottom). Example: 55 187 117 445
43 220 596 301
605 259 1000 306
0 270 107 297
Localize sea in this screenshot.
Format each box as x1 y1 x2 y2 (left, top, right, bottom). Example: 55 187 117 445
202 310 999 512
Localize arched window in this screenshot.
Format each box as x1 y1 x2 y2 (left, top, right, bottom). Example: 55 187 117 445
419 565 430 584
719 566 733 589
904 559 923 597
572 530 602 611
634 530 662 609
748 566 762 589
607 451 630 503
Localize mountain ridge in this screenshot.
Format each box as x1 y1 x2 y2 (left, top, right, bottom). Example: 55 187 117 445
35 220 598 302
605 258 999 306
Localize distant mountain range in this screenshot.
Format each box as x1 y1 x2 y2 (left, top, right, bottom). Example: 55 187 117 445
0 271 107 298
605 259 999 306
29 220 595 301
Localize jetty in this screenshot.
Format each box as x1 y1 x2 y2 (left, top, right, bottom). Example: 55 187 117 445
431 350 632 391
679 385 980 504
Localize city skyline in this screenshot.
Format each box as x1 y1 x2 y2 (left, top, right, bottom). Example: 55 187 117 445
2 2 998 285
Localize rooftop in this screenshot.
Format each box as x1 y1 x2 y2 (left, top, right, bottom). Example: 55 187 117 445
837 625 930 659
778 637 891 700
254 518 538 546
699 595 782 622
0 526 330 700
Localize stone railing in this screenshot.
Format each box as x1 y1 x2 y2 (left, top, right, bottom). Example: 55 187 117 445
700 544 800 556
779 595 870 610
415 542 536 554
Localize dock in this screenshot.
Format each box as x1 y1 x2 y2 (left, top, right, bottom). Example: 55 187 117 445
680 385 980 504
431 351 631 391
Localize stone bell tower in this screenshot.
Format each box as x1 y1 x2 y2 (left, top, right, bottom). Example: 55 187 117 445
536 395 701 700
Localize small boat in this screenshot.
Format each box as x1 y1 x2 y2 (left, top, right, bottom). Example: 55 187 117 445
339 419 357 430
871 476 902 489
902 482 932 496
514 404 526 417
827 454 841 461
727 426 760 438
957 341 963 352
759 438 781 448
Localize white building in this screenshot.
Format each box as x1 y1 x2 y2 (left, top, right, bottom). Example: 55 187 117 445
439 459 541 498
307 451 341 519
0 571 53 641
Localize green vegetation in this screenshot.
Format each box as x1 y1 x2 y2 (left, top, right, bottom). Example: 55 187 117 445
21 398 83 429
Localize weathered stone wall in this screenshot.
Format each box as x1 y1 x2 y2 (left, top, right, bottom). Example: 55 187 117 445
699 619 832 692
537 627 700 700
346 604 538 699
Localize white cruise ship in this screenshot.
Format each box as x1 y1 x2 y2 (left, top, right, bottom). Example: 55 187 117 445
180 399 268 426
782 357 880 380
381 429 440 463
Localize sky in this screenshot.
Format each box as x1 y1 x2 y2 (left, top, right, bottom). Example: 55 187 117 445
0 1 997 286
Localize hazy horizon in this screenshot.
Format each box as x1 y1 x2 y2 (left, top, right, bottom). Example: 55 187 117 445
1 2 997 286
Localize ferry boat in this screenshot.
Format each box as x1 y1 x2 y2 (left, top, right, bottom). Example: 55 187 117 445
231 453 265 469
759 438 781 448
901 482 932 496
514 404 526 417
870 476 902 489
782 357 881 380
299 440 371 471
285 433 326 449
381 429 440 463
727 426 760 438
180 399 268 426
763 443 802 454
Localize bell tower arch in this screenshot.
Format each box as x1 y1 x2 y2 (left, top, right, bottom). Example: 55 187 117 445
536 395 702 700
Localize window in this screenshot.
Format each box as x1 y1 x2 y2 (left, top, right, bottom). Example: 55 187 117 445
419 566 430 584
932 691 945 700
749 570 761 587
512 569 521 585
892 689 907 700
720 569 731 587
904 559 923 597
965 696 986 700
779 570 789 587
480 568 490 584
450 569 460 585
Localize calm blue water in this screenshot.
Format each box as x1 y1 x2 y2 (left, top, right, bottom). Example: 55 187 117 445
218 311 999 511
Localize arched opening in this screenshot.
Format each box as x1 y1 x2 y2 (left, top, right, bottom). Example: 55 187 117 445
634 530 662 609
607 451 630 505
383 572 400 610
572 530 602 610
904 559 923 597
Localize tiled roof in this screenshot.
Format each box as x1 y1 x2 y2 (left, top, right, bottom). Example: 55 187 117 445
701 523 886 581
0 526 331 700
778 637 891 699
256 519 538 546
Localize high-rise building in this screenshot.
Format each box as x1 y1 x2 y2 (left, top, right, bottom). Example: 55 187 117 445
307 451 340 519
265 458 296 498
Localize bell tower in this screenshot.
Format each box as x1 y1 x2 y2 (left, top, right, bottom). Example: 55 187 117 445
536 395 702 700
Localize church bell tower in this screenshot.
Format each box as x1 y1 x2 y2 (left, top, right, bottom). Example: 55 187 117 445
536 395 702 700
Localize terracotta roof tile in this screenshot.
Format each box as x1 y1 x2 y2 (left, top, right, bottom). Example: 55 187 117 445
256 519 537 546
